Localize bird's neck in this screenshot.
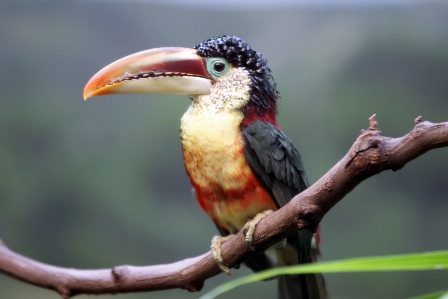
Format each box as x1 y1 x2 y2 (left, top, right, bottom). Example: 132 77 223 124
181 98 278 131
180 94 244 136
241 102 278 128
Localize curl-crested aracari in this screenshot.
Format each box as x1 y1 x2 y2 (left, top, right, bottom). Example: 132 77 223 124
84 36 327 299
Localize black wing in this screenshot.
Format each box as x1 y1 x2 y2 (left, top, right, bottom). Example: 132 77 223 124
242 120 313 264
243 121 329 299
242 120 309 207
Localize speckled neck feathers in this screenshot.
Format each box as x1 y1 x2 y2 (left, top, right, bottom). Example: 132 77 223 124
194 35 279 126
189 68 251 114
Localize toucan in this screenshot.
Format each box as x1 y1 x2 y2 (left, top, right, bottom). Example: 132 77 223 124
84 35 327 299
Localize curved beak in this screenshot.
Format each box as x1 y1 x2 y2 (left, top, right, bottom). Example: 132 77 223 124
83 47 212 100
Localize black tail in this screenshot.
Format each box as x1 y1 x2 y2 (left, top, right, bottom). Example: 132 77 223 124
243 230 328 298
245 251 327 299
277 231 328 299
278 272 327 299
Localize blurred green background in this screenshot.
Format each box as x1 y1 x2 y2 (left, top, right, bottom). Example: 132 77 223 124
0 1 447 298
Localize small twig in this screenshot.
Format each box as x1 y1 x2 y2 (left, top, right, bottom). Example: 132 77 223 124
368 114 380 131
415 115 423 125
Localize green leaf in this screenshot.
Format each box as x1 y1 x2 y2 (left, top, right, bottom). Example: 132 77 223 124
408 291 448 299
199 250 448 299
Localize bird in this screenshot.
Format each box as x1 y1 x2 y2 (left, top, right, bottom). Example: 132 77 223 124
84 35 327 299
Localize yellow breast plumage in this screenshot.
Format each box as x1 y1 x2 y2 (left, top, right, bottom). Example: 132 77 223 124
180 98 276 232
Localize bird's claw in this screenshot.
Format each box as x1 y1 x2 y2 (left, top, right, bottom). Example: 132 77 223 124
243 210 274 251
211 235 234 276
210 210 274 274
246 240 256 251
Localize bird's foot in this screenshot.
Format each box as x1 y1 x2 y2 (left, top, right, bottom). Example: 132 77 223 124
211 235 235 275
243 209 274 251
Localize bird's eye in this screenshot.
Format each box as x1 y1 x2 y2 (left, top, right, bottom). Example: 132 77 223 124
213 62 226 73
206 58 231 78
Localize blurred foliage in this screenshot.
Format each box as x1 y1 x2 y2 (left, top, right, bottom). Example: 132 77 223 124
0 1 447 298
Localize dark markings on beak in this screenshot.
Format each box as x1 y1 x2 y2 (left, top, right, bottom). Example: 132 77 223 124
100 71 205 90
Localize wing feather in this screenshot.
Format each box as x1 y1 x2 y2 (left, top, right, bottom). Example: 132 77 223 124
242 120 309 198
242 120 312 264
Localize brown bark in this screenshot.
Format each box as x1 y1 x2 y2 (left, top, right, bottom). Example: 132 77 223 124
1 116 447 298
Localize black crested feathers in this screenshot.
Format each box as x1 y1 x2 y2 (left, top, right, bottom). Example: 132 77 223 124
194 35 279 114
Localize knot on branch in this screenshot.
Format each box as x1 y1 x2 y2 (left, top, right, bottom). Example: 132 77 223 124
112 266 131 283
295 204 321 232
324 174 334 192
56 286 72 299
345 138 383 171
182 280 204 292
348 115 389 173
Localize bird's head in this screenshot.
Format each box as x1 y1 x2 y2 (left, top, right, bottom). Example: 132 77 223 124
84 36 279 125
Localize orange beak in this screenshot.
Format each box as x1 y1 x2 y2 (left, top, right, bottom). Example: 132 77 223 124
83 47 212 100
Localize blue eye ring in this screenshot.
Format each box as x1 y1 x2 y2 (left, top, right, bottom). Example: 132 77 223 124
206 57 231 78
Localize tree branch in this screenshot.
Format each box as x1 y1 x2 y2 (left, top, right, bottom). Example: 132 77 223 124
1 116 447 298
